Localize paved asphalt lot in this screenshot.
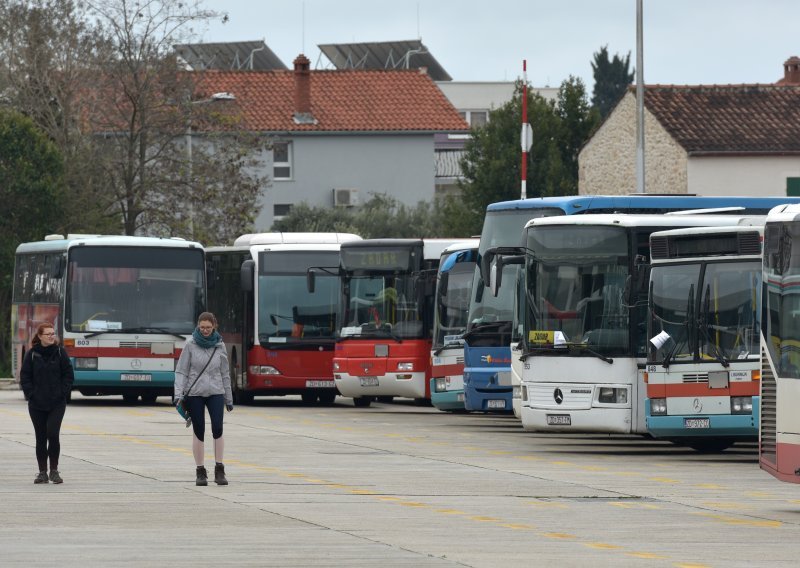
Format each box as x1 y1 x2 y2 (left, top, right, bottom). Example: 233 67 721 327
1 388 798 567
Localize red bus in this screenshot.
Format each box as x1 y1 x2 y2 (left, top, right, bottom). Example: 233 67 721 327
331 238 461 407
206 233 361 404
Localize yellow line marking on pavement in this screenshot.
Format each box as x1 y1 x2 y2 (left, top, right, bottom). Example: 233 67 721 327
693 512 781 528
349 489 377 495
378 497 403 502
580 465 609 472
745 491 774 498
701 502 748 510
694 483 725 489
789 499 800 505
490 450 512 455
469 516 500 522
514 455 543 461
649 477 680 484
584 542 623 550
609 502 635 509
613 471 642 477
398 501 427 508
500 523 536 530
550 460 575 466
435 509 468 515
543 532 577 539
627 552 667 559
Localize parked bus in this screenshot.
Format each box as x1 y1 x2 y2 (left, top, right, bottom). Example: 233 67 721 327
206 232 361 404
465 195 800 414
430 240 479 411
761 204 800 483
332 238 461 407
12 235 206 403
646 224 763 451
487 213 769 434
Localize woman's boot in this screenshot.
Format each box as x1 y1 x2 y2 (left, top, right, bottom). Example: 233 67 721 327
214 463 228 485
196 466 208 486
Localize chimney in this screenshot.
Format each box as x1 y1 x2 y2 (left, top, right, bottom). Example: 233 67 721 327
781 56 800 85
293 54 316 124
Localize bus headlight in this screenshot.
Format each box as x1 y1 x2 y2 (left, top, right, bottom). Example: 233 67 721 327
397 362 414 371
74 357 98 370
651 398 667 415
248 365 280 376
598 387 628 404
512 386 521 400
731 396 753 415
434 378 447 392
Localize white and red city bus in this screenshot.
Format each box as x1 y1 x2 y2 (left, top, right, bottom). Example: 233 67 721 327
206 233 360 404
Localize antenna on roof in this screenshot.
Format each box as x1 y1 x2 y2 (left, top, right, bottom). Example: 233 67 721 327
302 1 306 55
417 3 421 40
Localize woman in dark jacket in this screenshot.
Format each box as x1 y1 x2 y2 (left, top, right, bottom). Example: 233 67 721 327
20 322 74 484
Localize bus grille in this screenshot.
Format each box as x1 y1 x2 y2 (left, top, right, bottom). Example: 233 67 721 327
650 236 669 260
760 346 777 464
456 356 464 364
119 342 152 349
682 373 708 383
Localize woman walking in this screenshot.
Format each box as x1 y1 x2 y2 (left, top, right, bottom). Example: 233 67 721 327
174 312 233 486
20 322 74 484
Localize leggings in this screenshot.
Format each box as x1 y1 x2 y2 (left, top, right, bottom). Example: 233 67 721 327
29 403 66 471
186 394 224 442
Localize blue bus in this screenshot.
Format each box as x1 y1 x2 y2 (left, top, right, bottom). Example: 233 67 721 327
463 195 800 414
430 240 479 411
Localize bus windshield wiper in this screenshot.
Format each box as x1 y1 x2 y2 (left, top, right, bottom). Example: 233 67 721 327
697 323 730 368
661 323 688 369
461 321 510 342
518 343 613 364
338 325 403 343
120 327 187 340
433 341 465 356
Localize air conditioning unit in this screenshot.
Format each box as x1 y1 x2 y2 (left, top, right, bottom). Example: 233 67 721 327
333 188 359 207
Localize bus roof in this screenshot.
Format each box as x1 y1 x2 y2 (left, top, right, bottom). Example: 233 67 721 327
650 222 765 241
765 203 800 223
487 195 800 214
341 238 465 261
441 239 480 255
524 213 761 231
15 235 203 254
233 232 361 246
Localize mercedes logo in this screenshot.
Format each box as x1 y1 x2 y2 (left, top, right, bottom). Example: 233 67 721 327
692 398 703 412
554 388 564 405
130 358 142 370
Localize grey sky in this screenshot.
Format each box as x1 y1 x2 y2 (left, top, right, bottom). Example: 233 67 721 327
200 0 798 90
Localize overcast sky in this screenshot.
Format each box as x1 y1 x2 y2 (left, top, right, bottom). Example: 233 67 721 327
199 0 798 90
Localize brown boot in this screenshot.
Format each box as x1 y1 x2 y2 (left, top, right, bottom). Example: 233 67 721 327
195 466 208 486
214 463 228 485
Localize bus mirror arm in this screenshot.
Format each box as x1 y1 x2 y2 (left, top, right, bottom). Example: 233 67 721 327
307 269 316 293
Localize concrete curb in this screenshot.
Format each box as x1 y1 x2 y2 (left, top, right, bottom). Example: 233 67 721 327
0 378 18 391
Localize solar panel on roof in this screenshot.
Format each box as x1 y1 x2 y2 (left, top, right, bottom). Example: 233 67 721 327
174 41 287 71
318 39 452 81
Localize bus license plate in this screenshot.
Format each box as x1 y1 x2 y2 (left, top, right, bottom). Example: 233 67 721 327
547 414 571 426
684 418 710 429
487 399 505 409
359 376 379 387
305 380 334 388
121 374 152 382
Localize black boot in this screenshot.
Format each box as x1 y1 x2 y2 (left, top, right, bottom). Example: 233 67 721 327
214 463 228 486
196 466 208 486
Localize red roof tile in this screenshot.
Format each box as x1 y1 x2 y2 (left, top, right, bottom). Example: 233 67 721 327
193 69 469 133
642 84 800 154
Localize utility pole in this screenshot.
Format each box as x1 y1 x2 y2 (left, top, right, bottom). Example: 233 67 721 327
520 60 532 200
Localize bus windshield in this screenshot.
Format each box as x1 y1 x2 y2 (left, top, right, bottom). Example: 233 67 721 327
525 225 630 354
66 246 205 333
650 261 760 364
257 251 340 344
342 273 423 339
433 259 475 348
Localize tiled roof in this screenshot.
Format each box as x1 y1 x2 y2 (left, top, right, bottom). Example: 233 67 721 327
194 69 469 133
643 84 800 154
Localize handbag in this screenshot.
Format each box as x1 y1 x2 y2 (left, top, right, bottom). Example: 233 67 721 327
176 346 218 425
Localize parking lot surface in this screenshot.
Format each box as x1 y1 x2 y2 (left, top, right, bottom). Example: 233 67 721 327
1 390 798 567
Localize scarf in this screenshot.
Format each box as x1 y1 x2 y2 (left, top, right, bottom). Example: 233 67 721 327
192 328 221 349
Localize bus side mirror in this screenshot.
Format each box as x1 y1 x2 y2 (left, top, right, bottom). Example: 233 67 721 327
50 256 65 279
489 257 504 297
623 275 632 305
439 272 449 297
240 260 255 293
307 269 316 293
480 248 497 288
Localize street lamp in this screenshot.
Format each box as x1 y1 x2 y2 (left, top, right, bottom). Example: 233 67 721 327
185 92 236 238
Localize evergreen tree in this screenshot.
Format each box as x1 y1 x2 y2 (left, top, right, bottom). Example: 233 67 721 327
591 45 635 119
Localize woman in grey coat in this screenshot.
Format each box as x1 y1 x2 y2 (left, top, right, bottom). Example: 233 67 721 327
174 312 233 486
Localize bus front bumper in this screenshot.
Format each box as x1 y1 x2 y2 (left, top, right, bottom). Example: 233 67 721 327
335 372 427 399
646 398 759 440
521 404 633 434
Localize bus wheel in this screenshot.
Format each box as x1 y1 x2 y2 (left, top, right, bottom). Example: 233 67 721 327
141 392 158 405
122 393 138 405
353 397 372 408
318 391 337 405
376 396 394 403
233 390 254 405
301 392 318 404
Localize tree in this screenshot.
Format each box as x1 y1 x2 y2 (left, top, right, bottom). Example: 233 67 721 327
458 77 599 232
591 45 634 119
272 194 472 239
0 109 65 375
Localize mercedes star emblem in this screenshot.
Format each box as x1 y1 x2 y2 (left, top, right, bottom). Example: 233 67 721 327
554 388 564 405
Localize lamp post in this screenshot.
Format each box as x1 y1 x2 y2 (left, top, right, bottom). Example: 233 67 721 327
185 91 236 238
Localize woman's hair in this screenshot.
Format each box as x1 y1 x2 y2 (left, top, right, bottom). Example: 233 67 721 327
197 312 217 327
31 322 56 347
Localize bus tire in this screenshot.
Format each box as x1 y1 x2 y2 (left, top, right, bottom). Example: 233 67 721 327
376 396 394 403
318 391 336 405
141 392 158 405
353 396 373 408
688 439 735 453
122 393 138 405
301 392 318 404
